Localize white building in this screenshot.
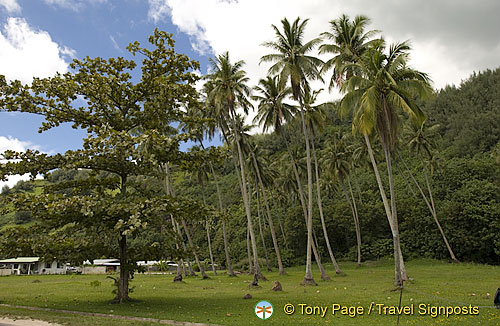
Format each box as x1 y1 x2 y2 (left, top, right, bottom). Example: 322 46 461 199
0 257 66 275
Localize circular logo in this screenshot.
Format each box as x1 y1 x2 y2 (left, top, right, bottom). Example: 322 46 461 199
255 300 273 320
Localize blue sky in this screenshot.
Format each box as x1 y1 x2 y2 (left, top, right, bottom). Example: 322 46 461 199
1 0 500 189
0 0 211 156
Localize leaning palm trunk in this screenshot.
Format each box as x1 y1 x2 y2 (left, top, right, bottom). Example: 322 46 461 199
200 184 217 276
229 111 263 284
205 220 217 275
383 142 406 285
311 137 342 274
181 219 209 279
175 220 195 276
297 98 316 285
164 163 196 277
256 188 272 272
364 135 406 286
340 176 362 267
271 190 288 247
347 176 362 267
395 160 418 200
208 161 236 276
353 172 364 205
422 158 458 263
252 155 286 275
396 152 458 262
247 227 254 274
284 136 330 281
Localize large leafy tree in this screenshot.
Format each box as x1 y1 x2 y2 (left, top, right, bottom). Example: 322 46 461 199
261 17 325 285
0 30 215 301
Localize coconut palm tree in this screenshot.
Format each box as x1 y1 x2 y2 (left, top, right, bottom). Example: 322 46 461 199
322 133 362 267
337 39 433 286
183 98 236 277
405 121 458 262
301 86 343 274
253 74 330 280
319 14 380 89
187 149 218 275
247 143 286 275
261 16 324 285
204 52 263 284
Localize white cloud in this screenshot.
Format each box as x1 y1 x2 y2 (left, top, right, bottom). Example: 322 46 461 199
0 17 74 84
149 0 500 97
148 0 172 24
43 0 107 11
109 34 122 53
0 136 36 192
0 0 21 14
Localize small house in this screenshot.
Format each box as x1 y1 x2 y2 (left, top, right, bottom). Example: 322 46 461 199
0 257 66 275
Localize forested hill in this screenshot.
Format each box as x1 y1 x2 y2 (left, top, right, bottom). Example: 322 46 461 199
1 67 500 267
424 67 500 157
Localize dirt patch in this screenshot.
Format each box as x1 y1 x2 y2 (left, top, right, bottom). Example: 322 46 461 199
0 317 61 326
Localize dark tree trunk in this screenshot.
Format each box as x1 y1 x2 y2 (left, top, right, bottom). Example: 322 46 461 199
117 234 129 302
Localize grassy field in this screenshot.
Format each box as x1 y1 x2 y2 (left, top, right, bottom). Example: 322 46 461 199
0 259 499 325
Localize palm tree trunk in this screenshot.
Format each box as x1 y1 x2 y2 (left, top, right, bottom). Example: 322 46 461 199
205 220 217 275
284 135 329 281
208 161 236 276
311 136 342 274
256 188 272 272
233 116 262 282
247 227 254 274
340 176 362 267
164 163 195 277
223 122 262 282
421 157 458 263
252 155 286 274
297 98 316 285
200 183 217 276
271 190 288 247
395 159 418 200
347 176 362 267
176 220 195 276
181 219 209 279
396 152 458 263
364 135 405 286
382 142 406 285
353 172 364 205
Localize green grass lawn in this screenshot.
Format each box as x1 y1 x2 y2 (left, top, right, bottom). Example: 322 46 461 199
0 259 499 325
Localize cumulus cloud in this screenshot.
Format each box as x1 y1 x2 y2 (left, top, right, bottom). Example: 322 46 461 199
0 17 75 84
0 136 37 192
149 0 500 91
0 0 21 14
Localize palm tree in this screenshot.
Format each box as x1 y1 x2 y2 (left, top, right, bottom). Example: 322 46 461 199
301 86 343 274
205 52 263 284
187 150 218 275
319 14 379 89
405 121 458 262
261 17 324 285
183 100 236 277
247 143 286 275
253 74 330 280
337 39 433 286
322 133 362 267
